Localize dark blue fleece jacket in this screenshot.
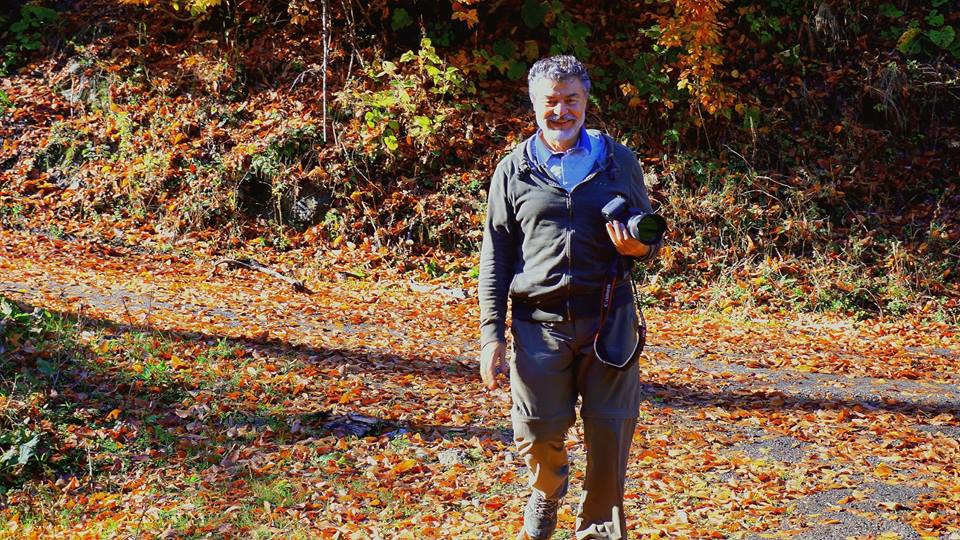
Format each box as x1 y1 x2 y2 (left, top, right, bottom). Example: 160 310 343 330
479 133 662 347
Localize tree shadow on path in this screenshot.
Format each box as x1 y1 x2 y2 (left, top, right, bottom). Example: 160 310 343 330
637 379 960 419
0 297 502 492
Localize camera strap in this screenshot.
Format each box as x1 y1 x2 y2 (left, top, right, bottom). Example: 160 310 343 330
593 256 647 369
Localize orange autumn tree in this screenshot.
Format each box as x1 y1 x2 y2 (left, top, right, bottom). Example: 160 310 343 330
658 0 734 114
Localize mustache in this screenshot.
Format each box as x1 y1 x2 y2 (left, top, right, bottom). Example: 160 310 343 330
547 115 576 123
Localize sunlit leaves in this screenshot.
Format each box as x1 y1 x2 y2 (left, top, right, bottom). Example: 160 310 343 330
1 227 959 537
657 0 733 114
119 0 222 17
451 9 479 29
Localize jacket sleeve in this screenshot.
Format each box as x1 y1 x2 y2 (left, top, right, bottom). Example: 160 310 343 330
625 150 663 264
478 159 517 347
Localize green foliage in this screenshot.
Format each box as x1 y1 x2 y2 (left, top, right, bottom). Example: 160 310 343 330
0 298 68 492
169 0 222 17
546 2 591 59
927 25 956 50
196 338 240 364
0 427 43 493
0 203 26 227
472 0 593 87
125 149 173 211
0 4 59 76
744 8 784 45
1 296 76 359
881 2 960 59
521 0 549 29
478 39 529 80
487 0 590 75
239 122 319 227
879 4 904 19
338 37 474 163
0 89 11 116
252 477 300 507
35 122 99 173
391 7 412 31
249 124 317 182
108 331 169 363
613 42 677 101
1 296 31 336
742 105 761 130
399 39 472 96
138 358 171 385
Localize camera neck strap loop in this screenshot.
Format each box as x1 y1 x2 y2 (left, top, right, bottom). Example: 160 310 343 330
593 256 647 369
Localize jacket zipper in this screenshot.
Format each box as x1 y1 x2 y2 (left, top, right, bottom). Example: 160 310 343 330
564 141 613 318
566 192 573 320
526 133 617 320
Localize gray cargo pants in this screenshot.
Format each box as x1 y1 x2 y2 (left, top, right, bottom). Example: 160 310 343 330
510 296 641 540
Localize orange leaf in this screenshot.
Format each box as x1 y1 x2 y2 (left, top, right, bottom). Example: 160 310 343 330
170 355 188 369
451 9 479 28
874 463 894 477
390 459 417 475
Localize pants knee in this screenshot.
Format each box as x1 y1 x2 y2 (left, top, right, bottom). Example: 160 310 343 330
512 415 574 498
512 415 573 450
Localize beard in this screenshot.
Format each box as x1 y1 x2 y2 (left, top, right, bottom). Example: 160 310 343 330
540 114 582 150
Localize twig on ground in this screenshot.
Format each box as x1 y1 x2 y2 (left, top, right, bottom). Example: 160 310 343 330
214 258 312 294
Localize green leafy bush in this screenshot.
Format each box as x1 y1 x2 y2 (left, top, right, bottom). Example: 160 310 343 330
880 1 960 59
0 298 54 492
336 37 474 165
0 4 59 76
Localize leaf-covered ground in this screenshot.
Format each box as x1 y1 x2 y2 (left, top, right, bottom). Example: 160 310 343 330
1 227 959 539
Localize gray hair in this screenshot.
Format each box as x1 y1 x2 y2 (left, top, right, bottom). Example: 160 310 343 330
527 55 591 102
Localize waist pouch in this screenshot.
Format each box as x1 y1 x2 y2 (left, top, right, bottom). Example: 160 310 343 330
511 281 634 322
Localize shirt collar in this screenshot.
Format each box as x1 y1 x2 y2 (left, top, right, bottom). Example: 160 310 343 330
534 126 591 163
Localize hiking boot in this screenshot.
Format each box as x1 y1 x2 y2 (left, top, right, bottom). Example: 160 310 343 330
521 490 562 539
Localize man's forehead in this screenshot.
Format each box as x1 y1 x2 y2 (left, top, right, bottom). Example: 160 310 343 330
530 77 586 98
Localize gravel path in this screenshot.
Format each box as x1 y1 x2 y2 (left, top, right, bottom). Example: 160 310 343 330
647 344 959 539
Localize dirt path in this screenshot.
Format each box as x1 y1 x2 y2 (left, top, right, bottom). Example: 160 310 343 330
2 227 959 539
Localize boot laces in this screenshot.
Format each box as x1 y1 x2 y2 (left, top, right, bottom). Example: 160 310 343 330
533 494 560 517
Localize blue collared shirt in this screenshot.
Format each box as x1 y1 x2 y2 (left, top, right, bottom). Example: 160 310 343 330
532 127 605 192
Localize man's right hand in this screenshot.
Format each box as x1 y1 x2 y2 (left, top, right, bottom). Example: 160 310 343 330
480 341 508 389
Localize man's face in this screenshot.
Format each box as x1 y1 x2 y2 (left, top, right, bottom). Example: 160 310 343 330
530 76 588 152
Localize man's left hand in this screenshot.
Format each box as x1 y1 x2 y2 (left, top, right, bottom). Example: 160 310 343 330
606 221 651 258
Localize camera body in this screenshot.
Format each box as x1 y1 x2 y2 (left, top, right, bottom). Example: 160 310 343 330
601 196 666 246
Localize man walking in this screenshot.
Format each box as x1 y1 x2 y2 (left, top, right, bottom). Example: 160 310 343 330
478 56 662 539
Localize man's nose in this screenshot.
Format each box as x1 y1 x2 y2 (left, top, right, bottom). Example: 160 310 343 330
553 101 567 115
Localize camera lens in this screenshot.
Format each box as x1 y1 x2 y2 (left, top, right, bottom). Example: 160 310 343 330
627 214 667 245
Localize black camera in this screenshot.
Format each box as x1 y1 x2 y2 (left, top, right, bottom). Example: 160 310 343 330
601 196 666 246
